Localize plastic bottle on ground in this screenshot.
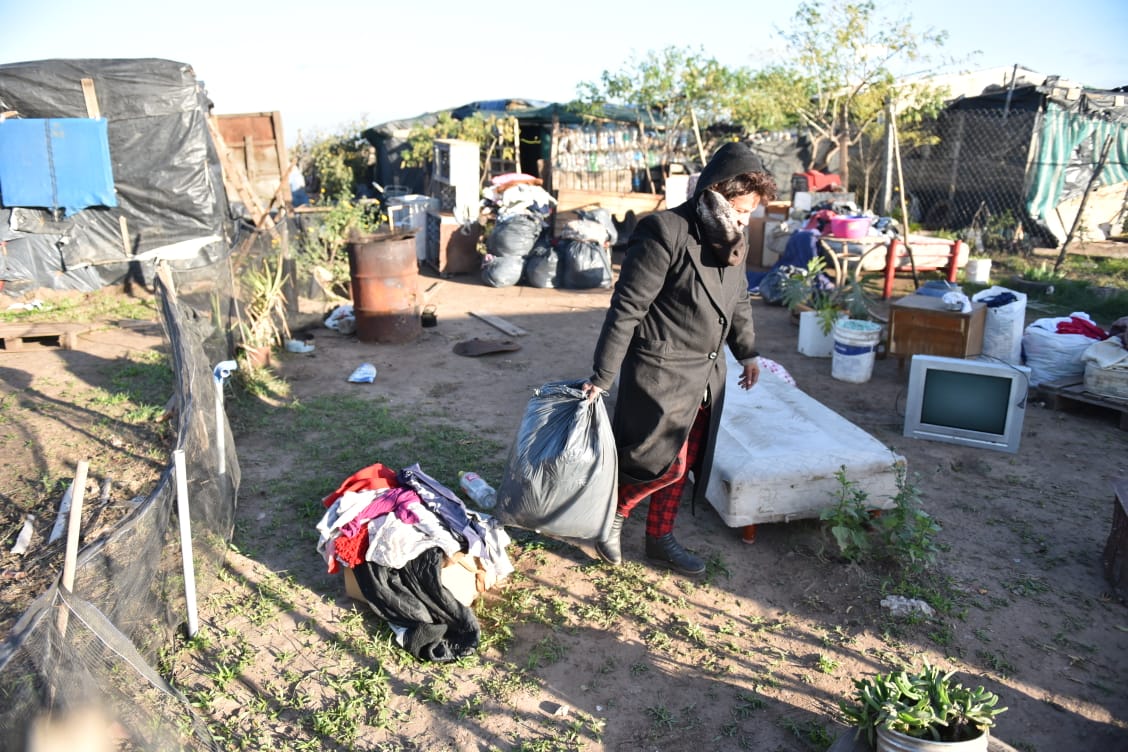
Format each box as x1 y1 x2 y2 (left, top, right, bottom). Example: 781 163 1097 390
458 471 496 510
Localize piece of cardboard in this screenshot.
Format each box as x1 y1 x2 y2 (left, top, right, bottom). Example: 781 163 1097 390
342 555 487 609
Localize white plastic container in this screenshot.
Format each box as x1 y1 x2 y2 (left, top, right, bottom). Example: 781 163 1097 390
831 320 883 383
797 310 834 358
458 471 496 510
965 258 992 284
387 194 440 261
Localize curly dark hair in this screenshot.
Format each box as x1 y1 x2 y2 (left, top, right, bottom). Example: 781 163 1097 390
711 172 777 202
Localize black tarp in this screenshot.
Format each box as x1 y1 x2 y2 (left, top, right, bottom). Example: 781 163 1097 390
0 58 232 293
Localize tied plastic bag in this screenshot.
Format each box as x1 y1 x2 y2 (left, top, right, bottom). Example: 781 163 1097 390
1021 312 1101 386
494 380 618 547
348 363 377 383
972 285 1027 365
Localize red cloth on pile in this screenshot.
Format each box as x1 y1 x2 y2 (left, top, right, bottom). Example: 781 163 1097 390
323 462 398 508
1056 316 1107 341
322 462 400 574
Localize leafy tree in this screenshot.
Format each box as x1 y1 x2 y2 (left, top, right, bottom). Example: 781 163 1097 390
575 46 742 171
778 0 950 186
399 112 515 188
293 122 372 202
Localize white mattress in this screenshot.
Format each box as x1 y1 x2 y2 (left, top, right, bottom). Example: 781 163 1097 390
706 352 906 528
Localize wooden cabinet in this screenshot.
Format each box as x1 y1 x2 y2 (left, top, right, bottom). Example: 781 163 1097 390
887 294 986 367
425 211 482 276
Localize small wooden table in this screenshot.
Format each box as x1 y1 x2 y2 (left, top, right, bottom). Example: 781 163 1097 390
887 294 986 370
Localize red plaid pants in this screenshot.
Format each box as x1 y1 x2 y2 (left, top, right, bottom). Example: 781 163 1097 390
617 405 709 537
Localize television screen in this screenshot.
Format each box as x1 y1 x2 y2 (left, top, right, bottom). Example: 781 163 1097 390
904 355 1031 453
920 370 1011 435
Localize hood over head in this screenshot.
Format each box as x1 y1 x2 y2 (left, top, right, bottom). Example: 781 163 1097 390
693 142 766 197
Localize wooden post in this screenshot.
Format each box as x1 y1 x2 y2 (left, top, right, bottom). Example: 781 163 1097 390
1055 133 1114 273
689 108 707 167
882 99 895 215
890 117 920 288
1103 478 1128 599
56 461 89 639
80 79 100 119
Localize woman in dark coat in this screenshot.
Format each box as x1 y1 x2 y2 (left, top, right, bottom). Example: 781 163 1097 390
583 142 776 575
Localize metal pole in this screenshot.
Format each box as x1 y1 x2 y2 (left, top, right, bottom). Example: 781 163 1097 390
882 99 895 215
173 449 199 638
212 360 238 480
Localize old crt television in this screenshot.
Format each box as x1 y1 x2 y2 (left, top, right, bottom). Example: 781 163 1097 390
903 355 1031 453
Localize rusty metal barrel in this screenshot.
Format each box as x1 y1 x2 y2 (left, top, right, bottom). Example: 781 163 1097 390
347 232 421 344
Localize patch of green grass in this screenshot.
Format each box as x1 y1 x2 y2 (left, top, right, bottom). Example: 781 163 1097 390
238 392 505 506
993 255 1128 323
0 293 159 324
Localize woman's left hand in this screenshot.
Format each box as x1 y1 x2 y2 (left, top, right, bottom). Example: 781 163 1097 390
738 361 760 390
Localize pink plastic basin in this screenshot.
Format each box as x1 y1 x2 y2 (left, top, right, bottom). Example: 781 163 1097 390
829 216 872 239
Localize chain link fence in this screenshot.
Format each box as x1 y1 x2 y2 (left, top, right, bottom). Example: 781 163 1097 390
846 106 1128 253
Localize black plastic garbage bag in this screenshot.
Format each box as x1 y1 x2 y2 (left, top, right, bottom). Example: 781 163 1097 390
559 240 612 289
523 244 560 289
577 207 618 247
487 213 542 257
482 254 525 287
494 380 618 547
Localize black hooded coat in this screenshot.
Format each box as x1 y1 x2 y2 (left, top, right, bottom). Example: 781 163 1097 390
589 143 763 500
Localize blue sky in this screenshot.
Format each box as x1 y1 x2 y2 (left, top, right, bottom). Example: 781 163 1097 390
3 0 1125 143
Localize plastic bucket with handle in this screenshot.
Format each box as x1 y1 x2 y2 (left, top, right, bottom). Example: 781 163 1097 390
831 319 883 383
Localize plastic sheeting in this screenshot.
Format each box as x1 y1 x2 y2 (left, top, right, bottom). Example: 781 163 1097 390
0 118 116 215
1026 102 1128 232
0 59 231 290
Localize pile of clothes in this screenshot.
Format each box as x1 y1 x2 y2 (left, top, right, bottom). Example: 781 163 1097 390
316 462 513 662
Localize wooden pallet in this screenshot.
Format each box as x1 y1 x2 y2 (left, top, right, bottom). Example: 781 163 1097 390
1037 377 1128 430
0 322 89 352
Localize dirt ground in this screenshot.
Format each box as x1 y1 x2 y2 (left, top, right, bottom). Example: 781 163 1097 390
3 259 1128 750
225 262 1128 750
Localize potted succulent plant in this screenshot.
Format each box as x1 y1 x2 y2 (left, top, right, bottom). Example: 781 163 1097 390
840 661 1007 751
235 256 291 369
780 255 870 357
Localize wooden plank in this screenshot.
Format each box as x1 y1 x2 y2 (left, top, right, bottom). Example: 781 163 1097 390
205 114 272 229
0 323 89 352
469 311 527 337
1104 477 1128 598
553 188 665 239
1038 378 1128 430
80 78 100 118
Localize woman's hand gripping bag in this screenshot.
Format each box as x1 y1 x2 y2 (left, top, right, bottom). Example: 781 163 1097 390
493 380 618 548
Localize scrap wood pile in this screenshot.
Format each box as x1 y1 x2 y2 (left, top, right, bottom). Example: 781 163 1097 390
315 462 512 663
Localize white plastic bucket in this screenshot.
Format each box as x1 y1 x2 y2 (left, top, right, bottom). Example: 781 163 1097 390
831 319 883 383
966 258 992 284
797 310 834 357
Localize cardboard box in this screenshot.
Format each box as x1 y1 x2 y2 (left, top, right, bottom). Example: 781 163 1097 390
762 220 794 268
342 555 490 609
425 211 482 276
745 218 766 268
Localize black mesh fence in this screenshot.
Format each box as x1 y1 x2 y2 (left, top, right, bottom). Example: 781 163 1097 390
0 246 245 751
845 107 1058 250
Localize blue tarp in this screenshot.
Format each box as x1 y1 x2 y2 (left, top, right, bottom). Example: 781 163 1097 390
0 118 116 216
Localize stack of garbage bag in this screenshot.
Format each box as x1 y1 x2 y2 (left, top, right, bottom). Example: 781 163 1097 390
482 178 556 288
